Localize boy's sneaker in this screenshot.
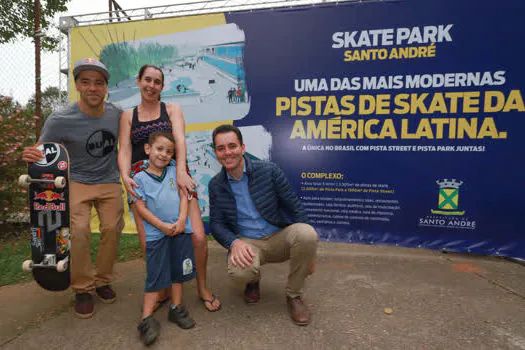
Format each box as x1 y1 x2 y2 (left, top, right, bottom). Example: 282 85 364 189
75 293 94 319
95 285 116 304
168 305 196 329
137 316 160 346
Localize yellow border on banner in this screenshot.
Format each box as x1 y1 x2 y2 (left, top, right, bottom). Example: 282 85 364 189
69 13 227 103
69 14 233 233
186 121 232 133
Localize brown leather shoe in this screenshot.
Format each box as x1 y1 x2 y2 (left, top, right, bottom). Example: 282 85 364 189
75 293 94 319
95 285 116 304
244 282 260 304
286 296 310 326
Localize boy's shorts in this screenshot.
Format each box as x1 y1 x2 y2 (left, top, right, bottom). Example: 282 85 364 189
144 233 196 293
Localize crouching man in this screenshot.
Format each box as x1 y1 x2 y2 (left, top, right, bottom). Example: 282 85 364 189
208 124 318 326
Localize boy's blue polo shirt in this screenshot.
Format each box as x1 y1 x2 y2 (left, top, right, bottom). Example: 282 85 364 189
134 165 192 242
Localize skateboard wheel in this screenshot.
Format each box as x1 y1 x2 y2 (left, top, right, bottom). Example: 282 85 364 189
22 260 33 272
54 176 66 189
56 259 68 272
18 175 31 188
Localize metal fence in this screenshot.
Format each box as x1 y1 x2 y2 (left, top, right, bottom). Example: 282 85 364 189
0 39 67 108
0 0 365 108
60 0 361 27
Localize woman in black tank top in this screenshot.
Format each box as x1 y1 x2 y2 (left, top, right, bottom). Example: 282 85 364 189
129 102 173 164
118 65 221 312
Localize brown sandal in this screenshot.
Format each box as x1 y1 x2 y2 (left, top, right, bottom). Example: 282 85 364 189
200 294 222 312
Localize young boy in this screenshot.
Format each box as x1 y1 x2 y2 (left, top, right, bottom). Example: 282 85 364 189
133 131 197 346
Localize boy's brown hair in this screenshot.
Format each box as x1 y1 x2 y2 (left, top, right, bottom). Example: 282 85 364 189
148 130 175 145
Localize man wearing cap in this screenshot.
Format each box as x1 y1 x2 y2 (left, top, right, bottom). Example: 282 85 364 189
23 58 124 319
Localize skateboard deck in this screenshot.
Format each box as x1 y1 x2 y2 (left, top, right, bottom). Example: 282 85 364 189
19 143 71 291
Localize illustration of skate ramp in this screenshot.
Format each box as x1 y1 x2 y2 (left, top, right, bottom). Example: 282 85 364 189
104 23 250 123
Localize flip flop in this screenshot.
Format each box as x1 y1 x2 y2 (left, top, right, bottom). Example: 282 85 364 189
153 297 171 313
200 294 222 312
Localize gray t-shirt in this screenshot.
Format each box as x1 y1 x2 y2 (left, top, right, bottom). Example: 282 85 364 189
39 102 122 184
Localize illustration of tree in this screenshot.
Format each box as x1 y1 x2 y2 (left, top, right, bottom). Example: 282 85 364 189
100 40 178 86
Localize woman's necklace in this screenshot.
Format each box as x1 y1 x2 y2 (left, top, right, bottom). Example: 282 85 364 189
139 104 160 121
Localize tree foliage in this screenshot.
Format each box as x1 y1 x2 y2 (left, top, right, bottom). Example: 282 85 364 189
27 86 67 123
0 88 66 236
0 96 37 226
0 0 69 51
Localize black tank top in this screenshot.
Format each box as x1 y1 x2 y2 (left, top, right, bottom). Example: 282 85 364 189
130 102 172 164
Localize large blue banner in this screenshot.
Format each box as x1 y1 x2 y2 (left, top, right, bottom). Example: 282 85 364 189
82 0 524 258
225 0 525 258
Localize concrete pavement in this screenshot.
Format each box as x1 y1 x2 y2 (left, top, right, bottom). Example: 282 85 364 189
1 241 524 349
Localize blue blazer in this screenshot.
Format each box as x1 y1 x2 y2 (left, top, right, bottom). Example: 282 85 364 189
208 156 309 249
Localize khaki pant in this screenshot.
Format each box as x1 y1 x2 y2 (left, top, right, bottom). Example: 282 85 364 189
228 223 318 298
70 182 124 293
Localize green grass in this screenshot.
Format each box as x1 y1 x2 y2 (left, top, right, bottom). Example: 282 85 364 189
91 232 144 263
0 233 143 287
0 239 33 286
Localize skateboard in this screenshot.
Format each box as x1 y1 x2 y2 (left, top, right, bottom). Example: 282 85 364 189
19 143 71 291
